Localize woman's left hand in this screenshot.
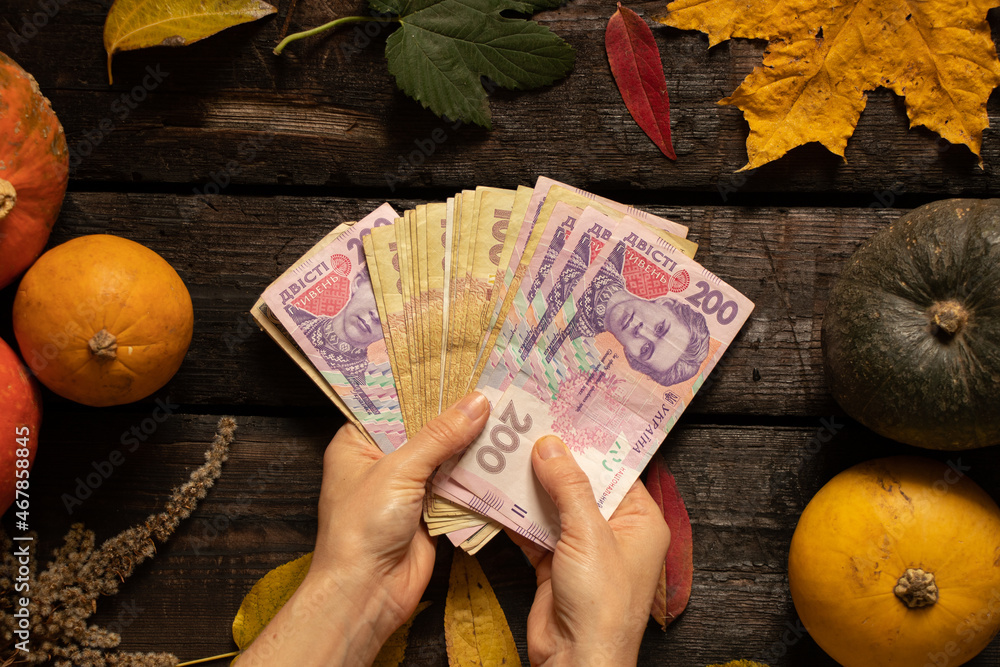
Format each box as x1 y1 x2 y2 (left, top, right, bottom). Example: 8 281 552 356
238 391 490 667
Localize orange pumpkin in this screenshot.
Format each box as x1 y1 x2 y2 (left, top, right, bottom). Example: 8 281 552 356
789 456 1000 667
12 235 193 407
0 336 41 515
0 51 69 289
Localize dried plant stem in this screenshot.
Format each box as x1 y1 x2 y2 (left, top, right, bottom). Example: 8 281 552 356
278 0 299 41
0 417 237 667
175 651 240 666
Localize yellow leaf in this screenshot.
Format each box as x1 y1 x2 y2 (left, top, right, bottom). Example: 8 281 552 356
656 0 1000 169
654 0 823 47
104 0 277 84
229 552 429 666
372 601 432 667
445 551 521 666
231 551 313 663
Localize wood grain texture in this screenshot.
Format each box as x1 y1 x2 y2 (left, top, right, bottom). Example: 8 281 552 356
23 414 1000 666
3 1 1000 664
0 0 998 192
0 191 911 417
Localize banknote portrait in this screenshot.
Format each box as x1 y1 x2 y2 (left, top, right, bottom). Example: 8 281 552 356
285 268 383 393
551 238 711 387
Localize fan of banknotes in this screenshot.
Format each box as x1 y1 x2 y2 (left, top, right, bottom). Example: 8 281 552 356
253 177 754 554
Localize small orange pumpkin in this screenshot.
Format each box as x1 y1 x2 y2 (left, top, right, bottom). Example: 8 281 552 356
789 456 1000 667
12 235 193 407
0 51 69 289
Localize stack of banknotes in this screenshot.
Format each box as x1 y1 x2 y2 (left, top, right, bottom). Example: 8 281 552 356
253 177 754 554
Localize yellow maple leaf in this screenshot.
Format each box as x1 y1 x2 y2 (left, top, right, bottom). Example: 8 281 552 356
656 0 1000 169
445 551 521 666
104 0 277 84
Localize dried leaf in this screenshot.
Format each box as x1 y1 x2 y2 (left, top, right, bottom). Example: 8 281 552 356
230 552 429 666
373 601 433 667
605 3 676 159
445 550 521 666
645 456 692 630
231 552 313 662
707 662 771 667
656 0 1000 169
104 0 277 84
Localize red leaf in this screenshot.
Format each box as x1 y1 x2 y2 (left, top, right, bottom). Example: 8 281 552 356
605 2 676 159
645 455 692 629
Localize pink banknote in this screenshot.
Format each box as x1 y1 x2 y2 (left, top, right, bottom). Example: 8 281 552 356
262 204 406 453
438 217 754 548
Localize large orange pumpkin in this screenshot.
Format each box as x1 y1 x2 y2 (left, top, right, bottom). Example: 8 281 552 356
12 235 193 407
0 51 69 289
789 456 1000 667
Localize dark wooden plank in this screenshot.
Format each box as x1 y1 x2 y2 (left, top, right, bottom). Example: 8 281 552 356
1 1 998 192
14 413 1000 666
3 3 995 666
0 192 906 416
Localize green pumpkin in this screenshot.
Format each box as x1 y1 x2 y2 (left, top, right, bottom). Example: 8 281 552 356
823 199 1000 450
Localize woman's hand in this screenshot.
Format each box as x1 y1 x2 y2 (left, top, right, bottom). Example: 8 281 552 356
514 436 670 667
238 391 490 667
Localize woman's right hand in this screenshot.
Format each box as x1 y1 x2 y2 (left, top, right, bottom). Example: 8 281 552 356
512 436 670 667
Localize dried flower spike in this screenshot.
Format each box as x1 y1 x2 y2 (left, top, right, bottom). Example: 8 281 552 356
1 417 237 666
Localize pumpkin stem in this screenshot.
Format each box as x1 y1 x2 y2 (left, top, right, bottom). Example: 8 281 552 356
0 178 16 221
928 300 969 337
894 568 938 608
88 329 118 360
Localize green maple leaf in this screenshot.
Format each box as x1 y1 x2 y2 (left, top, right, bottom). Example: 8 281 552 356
375 0 575 128
276 0 574 128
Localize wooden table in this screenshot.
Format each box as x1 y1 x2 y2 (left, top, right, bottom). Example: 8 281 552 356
3 1 1000 664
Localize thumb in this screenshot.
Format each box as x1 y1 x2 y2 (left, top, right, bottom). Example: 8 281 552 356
387 391 491 484
532 436 604 532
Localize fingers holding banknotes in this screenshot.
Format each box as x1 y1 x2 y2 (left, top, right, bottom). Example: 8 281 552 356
238 400 663 667
516 435 670 667
313 391 491 631
238 391 490 667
